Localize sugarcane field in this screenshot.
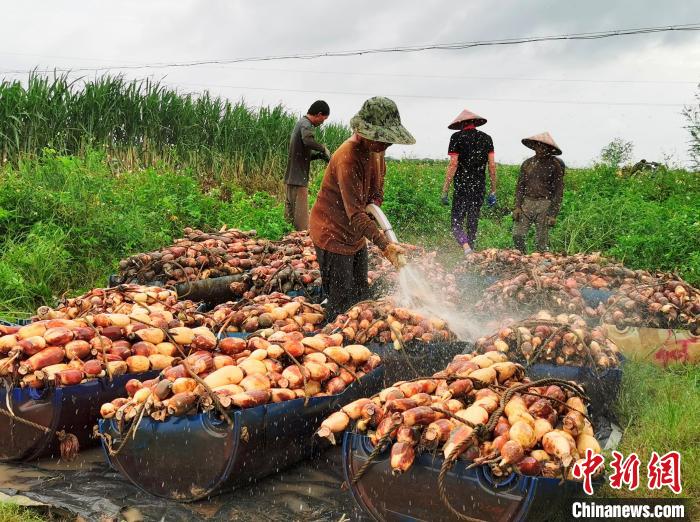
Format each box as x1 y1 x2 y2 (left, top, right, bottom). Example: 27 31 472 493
1 3 699 522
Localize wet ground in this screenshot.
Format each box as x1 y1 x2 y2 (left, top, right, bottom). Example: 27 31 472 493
0 447 367 521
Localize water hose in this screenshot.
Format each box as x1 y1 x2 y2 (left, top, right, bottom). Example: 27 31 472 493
366 204 406 266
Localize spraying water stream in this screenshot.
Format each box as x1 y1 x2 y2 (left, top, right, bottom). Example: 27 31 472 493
394 261 484 341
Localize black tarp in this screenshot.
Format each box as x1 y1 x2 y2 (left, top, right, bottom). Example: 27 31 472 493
0 447 367 522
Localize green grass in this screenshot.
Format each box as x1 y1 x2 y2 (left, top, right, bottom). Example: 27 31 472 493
606 362 700 516
0 503 45 522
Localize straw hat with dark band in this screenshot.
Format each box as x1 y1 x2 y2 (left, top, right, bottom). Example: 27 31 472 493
521 132 562 155
448 109 487 130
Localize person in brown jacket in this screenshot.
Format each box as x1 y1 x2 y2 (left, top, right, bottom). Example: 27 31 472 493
310 97 414 320
513 132 565 253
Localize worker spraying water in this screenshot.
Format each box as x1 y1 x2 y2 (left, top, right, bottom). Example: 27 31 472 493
309 96 482 340
309 97 415 320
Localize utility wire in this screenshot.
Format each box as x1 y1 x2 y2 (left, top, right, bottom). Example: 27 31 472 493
159 80 688 108
1 22 699 75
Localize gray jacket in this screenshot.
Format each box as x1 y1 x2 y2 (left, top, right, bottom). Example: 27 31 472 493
284 116 328 186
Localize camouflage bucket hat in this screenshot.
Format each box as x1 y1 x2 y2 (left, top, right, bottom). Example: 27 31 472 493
350 97 416 145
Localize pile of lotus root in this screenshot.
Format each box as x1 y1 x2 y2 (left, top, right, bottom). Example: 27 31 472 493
117 227 259 285
202 293 324 335
33 284 204 326
100 331 381 422
0 309 213 389
322 299 455 346
475 311 621 369
317 351 601 481
602 278 700 333
468 250 699 331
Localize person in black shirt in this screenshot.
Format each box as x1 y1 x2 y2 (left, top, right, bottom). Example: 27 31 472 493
441 109 497 254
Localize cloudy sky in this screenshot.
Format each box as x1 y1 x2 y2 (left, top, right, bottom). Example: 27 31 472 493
2 0 699 166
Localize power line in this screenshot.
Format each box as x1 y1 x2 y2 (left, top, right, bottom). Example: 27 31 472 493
1 22 699 76
183 66 700 85
162 80 688 108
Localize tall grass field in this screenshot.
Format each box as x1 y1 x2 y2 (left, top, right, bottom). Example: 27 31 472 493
0 74 349 194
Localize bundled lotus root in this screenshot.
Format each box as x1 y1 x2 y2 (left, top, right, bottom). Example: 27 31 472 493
242 232 322 298
99 331 381 422
33 285 204 326
203 293 324 335
0 308 219 389
317 351 600 481
322 299 455 347
117 227 264 285
458 248 555 278
475 311 621 369
602 278 700 333
473 252 670 320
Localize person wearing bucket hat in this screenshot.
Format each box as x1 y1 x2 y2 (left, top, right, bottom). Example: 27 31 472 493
309 97 414 320
283 100 333 231
441 109 497 255
513 132 565 253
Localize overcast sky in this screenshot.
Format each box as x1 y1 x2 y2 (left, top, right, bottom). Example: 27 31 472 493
2 0 699 166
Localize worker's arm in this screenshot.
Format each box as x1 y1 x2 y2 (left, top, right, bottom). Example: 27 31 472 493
368 151 386 206
548 161 565 217
300 119 327 155
337 159 389 251
488 151 497 194
515 161 527 210
442 154 458 195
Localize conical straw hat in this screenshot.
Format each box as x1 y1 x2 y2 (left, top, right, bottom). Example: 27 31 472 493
448 109 487 130
521 132 562 155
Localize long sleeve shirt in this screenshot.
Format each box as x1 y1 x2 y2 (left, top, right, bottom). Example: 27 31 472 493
367 151 386 205
310 139 389 255
284 116 327 186
515 155 565 216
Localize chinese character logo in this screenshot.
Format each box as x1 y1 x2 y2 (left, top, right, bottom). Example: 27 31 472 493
572 448 605 495
647 451 682 494
609 451 641 491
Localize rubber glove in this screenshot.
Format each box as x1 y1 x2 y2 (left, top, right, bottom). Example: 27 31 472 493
383 243 407 269
440 193 450 206
487 192 497 207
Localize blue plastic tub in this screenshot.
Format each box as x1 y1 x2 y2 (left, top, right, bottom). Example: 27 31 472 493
343 432 588 522
580 287 614 308
98 366 385 501
0 371 159 462
369 341 470 386
526 361 623 417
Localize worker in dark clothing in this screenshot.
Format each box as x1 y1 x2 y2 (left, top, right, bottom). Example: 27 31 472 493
284 100 332 231
310 97 414 320
513 132 565 253
441 109 497 255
